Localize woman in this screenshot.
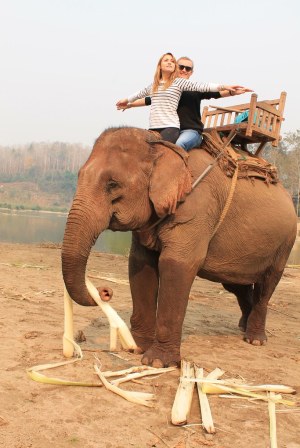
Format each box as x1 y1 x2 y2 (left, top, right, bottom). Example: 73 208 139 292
116 52 249 143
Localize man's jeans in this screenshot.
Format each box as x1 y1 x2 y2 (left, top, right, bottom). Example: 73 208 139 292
176 129 203 151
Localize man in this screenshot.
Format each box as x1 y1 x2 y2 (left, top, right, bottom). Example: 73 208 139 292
120 56 250 150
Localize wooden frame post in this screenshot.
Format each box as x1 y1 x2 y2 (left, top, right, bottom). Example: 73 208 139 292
246 93 258 138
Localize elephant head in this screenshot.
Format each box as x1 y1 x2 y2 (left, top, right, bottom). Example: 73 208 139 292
61 127 192 306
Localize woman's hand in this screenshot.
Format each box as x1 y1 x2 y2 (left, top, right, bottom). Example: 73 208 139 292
116 98 129 110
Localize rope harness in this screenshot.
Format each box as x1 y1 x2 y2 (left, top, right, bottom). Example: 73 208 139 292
139 129 278 236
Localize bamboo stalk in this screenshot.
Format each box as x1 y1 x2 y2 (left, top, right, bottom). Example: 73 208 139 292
171 360 195 426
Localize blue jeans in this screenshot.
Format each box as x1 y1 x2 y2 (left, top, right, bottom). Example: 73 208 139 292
176 129 203 151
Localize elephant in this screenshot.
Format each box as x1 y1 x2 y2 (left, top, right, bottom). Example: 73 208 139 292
61 127 297 368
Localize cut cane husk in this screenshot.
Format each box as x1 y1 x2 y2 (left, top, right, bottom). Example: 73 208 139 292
27 369 101 387
94 363 155 407
26 337 97 386
111 366 176 386
198 381 295 406
200 379 296 395
171 360 195 426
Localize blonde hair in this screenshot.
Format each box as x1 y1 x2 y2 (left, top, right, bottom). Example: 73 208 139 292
152 52 178 93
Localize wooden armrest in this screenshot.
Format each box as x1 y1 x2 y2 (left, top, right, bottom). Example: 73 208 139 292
208 105 244 114
255 102 281 117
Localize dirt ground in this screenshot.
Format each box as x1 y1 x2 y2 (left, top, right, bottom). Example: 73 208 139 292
0 243 299 448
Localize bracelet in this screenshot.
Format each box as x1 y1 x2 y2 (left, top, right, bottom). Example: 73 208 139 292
229 90 234 96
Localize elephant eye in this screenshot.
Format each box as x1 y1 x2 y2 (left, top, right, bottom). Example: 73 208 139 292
106 180 119 192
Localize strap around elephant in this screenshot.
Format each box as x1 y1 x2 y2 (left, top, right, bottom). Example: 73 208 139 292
146 131 189 166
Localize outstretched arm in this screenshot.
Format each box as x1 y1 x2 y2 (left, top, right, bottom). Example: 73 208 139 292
220 87 253 97
116 84 152 109
117 97 151 111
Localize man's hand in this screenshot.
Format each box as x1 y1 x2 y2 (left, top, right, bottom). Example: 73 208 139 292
231 87 253 96
222 85 253 94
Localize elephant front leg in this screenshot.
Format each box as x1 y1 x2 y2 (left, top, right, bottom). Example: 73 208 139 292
129 239 159 353
142 257 197 368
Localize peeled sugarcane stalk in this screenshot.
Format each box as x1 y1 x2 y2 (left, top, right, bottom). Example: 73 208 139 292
94 363 155 407
195 367 215 434
29 278 137 386
63 286 75 358
268 392 278 448
171 360 195 426
85 278 137 351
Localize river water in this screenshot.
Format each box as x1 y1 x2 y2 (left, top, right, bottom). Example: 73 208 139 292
0 209 299 263
0 209 131 255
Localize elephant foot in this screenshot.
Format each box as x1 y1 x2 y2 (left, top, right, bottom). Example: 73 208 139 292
130 332 154 354
238 316 247 333
244 330 267 346
141 343 181 368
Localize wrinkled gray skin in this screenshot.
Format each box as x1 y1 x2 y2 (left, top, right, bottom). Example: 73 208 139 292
62 127 297 368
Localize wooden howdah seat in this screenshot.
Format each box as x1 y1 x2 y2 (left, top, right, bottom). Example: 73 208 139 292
201 92 286 156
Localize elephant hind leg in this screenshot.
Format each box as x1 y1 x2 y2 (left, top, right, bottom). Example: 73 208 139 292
222 283 253 332
245 268 284 346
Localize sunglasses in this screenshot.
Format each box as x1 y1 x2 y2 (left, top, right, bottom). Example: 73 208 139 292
178 64 193 72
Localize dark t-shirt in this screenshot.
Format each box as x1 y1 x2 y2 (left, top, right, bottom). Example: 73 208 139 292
145 91 221 133
177 91 221 133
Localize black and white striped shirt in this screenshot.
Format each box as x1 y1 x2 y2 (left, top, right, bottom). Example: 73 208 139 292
128 78 220 129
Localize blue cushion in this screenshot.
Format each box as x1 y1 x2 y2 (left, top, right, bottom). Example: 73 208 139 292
234 110 257 124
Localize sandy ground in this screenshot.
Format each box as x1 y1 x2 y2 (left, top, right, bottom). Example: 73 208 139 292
0 242 299 448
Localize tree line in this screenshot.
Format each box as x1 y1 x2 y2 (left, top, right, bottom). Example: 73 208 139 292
0 141 91 202
262 130 300 215
0 131 299 214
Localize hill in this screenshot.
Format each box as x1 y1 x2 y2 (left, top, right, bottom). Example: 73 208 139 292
0 141 91 211
0 181 72 211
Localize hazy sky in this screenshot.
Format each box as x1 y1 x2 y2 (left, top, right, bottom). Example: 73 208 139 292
1 0 299 147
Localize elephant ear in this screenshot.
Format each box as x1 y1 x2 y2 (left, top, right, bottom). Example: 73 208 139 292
149 140 192 218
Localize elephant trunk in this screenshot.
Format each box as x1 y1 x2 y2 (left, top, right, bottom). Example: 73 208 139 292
61 197 112 306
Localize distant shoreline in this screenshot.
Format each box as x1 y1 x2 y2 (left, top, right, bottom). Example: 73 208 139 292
0 207 68 216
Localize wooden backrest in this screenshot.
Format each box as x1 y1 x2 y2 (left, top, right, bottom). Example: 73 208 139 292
202 92 286 147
